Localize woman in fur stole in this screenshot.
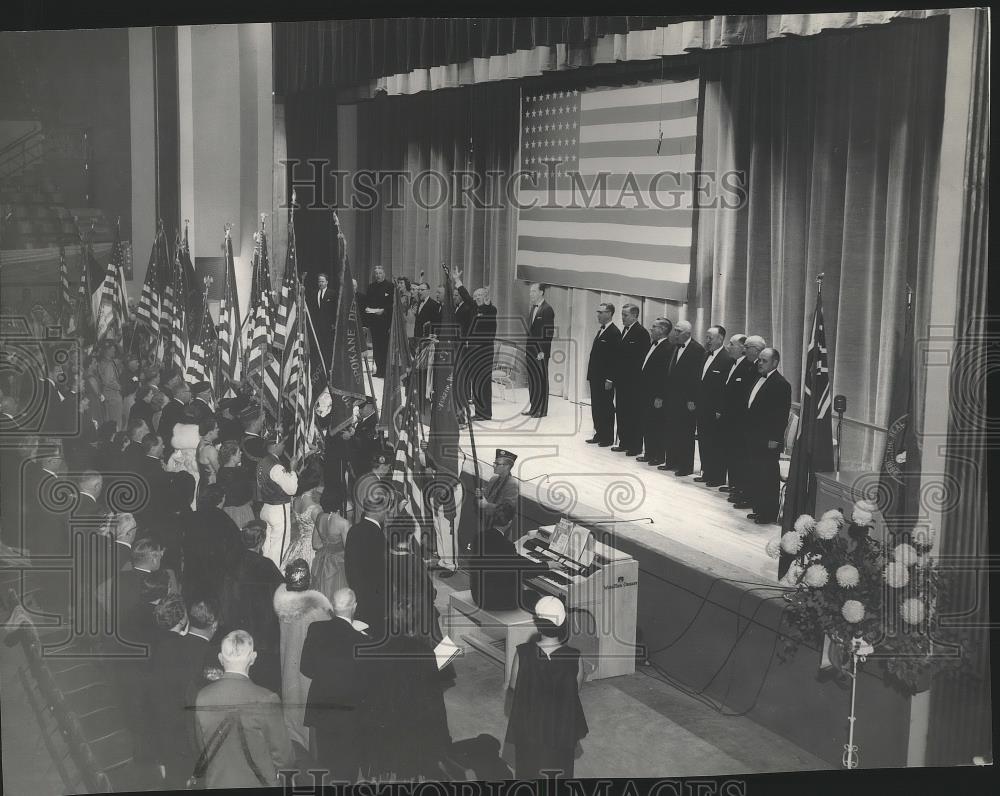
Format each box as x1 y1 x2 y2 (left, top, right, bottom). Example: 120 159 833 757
273 559 334 752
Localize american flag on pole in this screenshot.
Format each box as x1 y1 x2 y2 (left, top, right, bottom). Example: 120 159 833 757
392 368 427 524
58 245 73 329
779 289 834 578
96 223 129 341
515 79 700 300
217 227 241 398
137 229 165 332
169 235 188 373
185 287 216 386
288 286 314 471
267 208 298 415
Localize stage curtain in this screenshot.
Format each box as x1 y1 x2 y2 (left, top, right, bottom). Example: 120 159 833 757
693 17 948 471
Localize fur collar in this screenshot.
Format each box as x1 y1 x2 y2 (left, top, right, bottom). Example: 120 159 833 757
272 585 333 622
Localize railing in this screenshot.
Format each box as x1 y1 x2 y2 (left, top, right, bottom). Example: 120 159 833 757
0 125 90 187
0 128 46 183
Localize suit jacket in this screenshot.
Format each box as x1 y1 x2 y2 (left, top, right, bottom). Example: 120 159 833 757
37 378 69 434
194 672 294 789
697 349 735 418
151 631 214 765
526 300 556 359
158 399 188 448
454 298 475 342
458 286 498 346
745 371 792 452
665 339 707 408
344 518 387 637
361 280 394 326
301 616 370 727
586 323 622 382
186 397 215 426
639 340 674 404
467 527 546 611
414 298 442 338
217 550 283 651
721 357 757 427
616 323 652 387
129 399 156 430
308 286 337 332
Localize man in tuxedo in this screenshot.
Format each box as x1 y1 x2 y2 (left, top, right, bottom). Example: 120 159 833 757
344 482 395 640
523 283 555 418
135 433 169 526
662 320 705 477
300 587 370 783
718 334 751 500
193 630 294 789
454 271 497 421
120 417 150 467
695 325 734 487
585 302 621 446
413 281 441 345
637 319 674 467
308 272 336 371
467 503 549 612
744 348 792 525
729 335 766 511
159 381 191 459
360 266 394 378
612 304 651 456
453 279 476 422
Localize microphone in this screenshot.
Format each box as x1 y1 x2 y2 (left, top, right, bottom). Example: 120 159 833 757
833 395 847 472
834 395 847 414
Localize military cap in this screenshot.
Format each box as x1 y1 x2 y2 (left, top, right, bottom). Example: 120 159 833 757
494 449 517 465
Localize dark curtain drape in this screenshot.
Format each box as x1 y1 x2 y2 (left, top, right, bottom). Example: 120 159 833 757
926 8 991 766
284 88 339 286
352 81 522 338
274 17 702 94
694 18 948 470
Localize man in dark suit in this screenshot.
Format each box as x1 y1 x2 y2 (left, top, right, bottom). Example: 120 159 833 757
744 348 792 525
585 302 621 446
467 504 548 612
344 483 395 640
413 281 442 343
523 283 555 418
134 433 169 525
695 325 734 487
194 630 294 789
186 381 215 425
301 587 370 783
452 280 476 422
662 320 706 477
158 381 191 458
726 335 765 510
360 266 394 378
151 598 219 788
308 272 337 371
612 304 651 456
454 271 498 421
637 318 674 467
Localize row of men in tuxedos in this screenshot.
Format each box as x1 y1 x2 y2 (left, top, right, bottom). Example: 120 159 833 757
586 307 792 525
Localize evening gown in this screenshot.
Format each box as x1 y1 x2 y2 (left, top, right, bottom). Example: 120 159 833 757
310 510 350 602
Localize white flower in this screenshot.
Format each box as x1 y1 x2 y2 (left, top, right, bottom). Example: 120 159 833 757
893 543 919 566
851 499 877 526
912 526 937 550
883 562 910 588
780 531 804 555
765 538 781 560
841 600 866 623
793 514 816 534
803 564 830 588
900 597 926 625
836 565 860 588
821 509 845 525
814 517 841 540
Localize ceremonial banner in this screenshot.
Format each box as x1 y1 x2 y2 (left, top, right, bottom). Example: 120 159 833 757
515 78 700 300
327 213 366 434
378 282 414 444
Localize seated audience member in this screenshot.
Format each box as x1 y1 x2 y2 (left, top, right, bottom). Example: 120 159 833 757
505 596 589 780
301 587 370 784
273 559 334 752
193 630 294 789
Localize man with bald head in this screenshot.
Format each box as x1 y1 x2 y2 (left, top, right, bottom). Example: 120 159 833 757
695 325 733 487
744 347 791 525
662 319 705 476
637 318 674 466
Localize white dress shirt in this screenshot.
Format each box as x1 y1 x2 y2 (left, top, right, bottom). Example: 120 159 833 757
701 346 722 379
747 369 774 407
642 339 663 370
726 355 745 384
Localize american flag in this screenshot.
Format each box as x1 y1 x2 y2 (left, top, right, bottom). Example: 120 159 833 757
96 224 129 341
58 246 72 329
515 79 699 301
392 368 427 523
185 287 216 386
137 230 165 331
267 209 299 415
169 236 188 373
217 228 241 398
288 287 314 471
244 230 273 401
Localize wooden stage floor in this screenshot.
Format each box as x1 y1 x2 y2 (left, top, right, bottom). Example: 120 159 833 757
372 378 780 584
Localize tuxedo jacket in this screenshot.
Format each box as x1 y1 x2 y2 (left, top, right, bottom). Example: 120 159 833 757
721 357 757 425
454 298 475 342
186 397 215 426
361 280 394 325
665 339 706 408
414 298 442 338
344 518 387 636
639 340 674 403
526 301 556 358
300 616 371 726
616 323 652 387
697 349 735 417
586 323 622 383
308 287 337 331
745 371 792 452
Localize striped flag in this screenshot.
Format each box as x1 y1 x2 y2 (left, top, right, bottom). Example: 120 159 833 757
515 80 699 300
169 236 188 373
779 290 835 578
185 295 217 386
217 229 241 399
266 210 299 415
96 225 129 341
288 288 315 471
137 230 165 332
58 246 73 329
391 367 427 525
244 229 273 402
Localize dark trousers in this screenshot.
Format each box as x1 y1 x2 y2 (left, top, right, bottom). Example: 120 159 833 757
467 343 495 418
588 379 615 443
615 386 642 451
748 445 781 521
697 412 724 483
666 405 697 473
641 399 666 462
316 716 363 783
370 320 389 376
724 426 748 494
514 742 576 779
526 352 549 416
